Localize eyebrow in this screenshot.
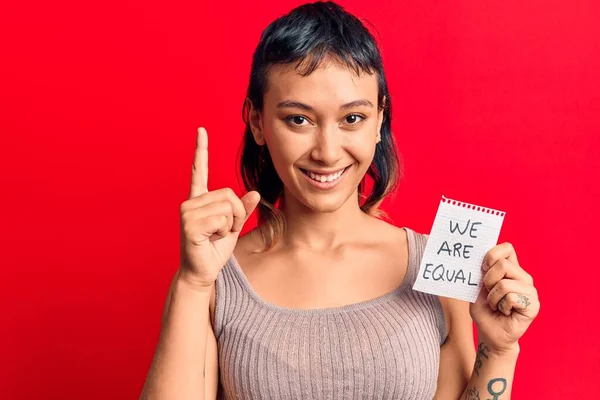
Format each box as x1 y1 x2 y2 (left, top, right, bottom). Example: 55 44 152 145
276 99 374 111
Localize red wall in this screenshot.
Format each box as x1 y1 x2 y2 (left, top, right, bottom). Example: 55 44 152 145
1 0 598 398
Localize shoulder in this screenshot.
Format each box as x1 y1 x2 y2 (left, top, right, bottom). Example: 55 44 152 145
363 215 408 247
353 218 410 269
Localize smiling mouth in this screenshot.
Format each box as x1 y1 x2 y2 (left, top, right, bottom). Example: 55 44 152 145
299 166 349 183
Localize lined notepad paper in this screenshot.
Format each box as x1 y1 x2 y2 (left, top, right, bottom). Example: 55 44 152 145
412 195 506 303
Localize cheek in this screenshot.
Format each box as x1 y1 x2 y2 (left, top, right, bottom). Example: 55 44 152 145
347 134 377 164
263 128 302 172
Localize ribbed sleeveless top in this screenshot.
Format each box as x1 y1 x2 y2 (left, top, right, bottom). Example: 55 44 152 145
213 227 447 399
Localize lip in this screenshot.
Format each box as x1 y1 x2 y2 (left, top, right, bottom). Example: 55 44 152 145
299 165 350 190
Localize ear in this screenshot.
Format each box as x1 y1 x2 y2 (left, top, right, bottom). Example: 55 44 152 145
376 95 386 143
246 98 265 145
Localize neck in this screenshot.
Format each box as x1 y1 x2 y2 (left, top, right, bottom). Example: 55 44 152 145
277 188 369 251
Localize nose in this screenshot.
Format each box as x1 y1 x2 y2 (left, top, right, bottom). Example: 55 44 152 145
310 125 343 166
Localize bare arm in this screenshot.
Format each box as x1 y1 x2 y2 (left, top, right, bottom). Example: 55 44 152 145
436 297 519 400
434 240 539 400
458 344 519 400
139 127 258 399
435 296 519 399
457 241 539 400
139 269 218 400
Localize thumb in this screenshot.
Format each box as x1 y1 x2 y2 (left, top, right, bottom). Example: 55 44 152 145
240 190 261 222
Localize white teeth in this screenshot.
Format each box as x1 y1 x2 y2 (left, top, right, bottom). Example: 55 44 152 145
306 168 345 183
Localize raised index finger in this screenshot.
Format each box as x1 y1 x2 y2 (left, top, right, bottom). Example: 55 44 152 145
189 127 209 199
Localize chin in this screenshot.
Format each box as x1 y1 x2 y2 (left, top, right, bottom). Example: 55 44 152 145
297 187 361 213
302 196 348 213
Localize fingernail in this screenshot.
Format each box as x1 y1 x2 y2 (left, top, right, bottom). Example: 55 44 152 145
482 262 489 271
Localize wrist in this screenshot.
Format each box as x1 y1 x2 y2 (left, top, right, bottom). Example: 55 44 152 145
488 342 520 361
176 268 214 293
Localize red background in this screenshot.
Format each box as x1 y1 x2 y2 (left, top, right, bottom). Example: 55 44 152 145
1 0 598 398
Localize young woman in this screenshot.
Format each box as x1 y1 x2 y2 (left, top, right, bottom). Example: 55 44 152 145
140 2 540 399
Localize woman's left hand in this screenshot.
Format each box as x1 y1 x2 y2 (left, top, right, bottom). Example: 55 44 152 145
470 242 540 355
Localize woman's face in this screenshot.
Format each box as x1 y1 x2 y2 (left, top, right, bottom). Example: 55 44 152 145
250 58 384 213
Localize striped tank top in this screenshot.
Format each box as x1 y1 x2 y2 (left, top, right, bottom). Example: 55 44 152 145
213 227 447 399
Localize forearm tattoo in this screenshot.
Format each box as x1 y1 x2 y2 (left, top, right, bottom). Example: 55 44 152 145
487 378 507 400
466 387 480 400
474 341 490 376
469 343 508 400
517 294 531 309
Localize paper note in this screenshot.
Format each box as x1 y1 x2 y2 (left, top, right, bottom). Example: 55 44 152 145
412 195 506 303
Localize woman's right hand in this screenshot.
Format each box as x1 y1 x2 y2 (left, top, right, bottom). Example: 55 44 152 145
178 127 260 289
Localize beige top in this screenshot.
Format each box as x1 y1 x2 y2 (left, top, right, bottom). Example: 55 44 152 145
213 226 447 399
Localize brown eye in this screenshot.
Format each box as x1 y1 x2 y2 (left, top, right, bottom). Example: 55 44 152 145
286 115 309 126
344 114 365 125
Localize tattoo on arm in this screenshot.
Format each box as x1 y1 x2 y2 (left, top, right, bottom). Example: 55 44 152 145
474 342 490 376
487 378 507 400
466 387 480 400
468 343 508 400
517 294 531 309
